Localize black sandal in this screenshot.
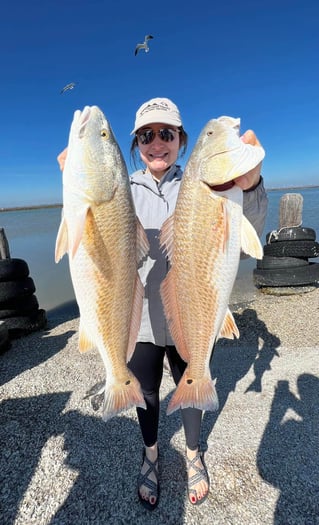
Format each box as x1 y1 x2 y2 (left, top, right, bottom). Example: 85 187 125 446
186 450 209 506
137 449 160 511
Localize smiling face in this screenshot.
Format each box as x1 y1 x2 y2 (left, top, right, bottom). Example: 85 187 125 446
137 123 180 179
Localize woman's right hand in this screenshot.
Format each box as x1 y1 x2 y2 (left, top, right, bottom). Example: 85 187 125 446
57 147 68 171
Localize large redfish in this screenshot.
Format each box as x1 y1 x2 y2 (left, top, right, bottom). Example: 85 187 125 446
55 106 149 421
160 116 265 415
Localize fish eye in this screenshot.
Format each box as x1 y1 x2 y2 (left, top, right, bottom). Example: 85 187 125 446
101 129 109 139
207 131 213 136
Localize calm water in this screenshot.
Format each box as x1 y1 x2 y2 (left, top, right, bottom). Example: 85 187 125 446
0 188 318 312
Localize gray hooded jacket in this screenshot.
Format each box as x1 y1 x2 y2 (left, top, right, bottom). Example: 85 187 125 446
130 164 268 346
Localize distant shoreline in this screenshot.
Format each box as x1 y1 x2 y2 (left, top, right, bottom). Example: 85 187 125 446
0 185 318 212
0 204 62 213
266 185 319 192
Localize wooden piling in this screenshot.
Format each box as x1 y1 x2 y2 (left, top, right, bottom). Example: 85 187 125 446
279 193 303 228
0 228 11 259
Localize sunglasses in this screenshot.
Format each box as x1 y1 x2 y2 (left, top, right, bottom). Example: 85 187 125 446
136 127 180 145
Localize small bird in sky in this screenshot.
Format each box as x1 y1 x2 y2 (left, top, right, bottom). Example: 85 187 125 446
134 35 154 56
60 82 76 94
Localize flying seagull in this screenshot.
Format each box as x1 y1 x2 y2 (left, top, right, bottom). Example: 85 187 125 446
60 82 76 94
135 35 154 56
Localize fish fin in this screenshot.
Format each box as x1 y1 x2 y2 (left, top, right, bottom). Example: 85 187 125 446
159 214 175 262
136 218 150 263
55 215 69 262
218 308 239 340
241 215 264 259
78 323 95 353
69 205 90 259
160 269 189 361
102 373 146 421
167 371 219 415
126 275 144 362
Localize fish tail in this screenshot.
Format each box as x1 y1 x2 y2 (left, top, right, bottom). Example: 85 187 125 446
102 373 146 422
167 372 219 415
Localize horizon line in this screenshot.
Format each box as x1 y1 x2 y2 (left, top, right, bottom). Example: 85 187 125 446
1 185 318 212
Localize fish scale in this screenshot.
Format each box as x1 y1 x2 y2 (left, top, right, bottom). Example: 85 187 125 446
174 187 227 367
160 116 265 414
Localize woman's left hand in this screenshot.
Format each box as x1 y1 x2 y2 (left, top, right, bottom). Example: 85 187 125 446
234 130 263 191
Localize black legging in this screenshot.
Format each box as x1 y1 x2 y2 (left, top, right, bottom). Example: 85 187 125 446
128 342 202 450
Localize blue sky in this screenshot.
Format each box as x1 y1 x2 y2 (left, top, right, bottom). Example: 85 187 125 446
1 0 318 207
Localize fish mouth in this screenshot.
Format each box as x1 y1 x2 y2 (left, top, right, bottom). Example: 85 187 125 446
210 180 235 191
73 106 92 138
78 106 92 138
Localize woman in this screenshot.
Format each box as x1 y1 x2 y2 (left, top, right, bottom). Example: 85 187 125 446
57 97 268 510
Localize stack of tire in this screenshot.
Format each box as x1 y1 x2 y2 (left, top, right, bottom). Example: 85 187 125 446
0 257 47 343
253 226 319 288
0 320 10 354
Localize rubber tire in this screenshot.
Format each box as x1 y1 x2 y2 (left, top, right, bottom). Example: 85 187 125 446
0 321 10 354
0 277 36 303
0 258 30 282
0 294 39 319
253 262 319 287
5 309 47 338
257 256 309 270
0 336 11 354
263 240 319 258
266 227 316 243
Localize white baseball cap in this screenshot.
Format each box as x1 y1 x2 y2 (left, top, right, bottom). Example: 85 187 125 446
131 97 183 134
